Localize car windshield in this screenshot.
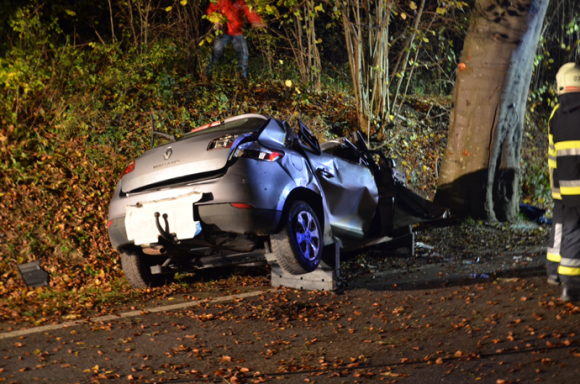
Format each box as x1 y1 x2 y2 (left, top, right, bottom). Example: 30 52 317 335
179 117 267 141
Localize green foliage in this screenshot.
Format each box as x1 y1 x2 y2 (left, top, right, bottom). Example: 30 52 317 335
530 1 579 114
521 158 551 208
0 7 56 126
0 5 196 320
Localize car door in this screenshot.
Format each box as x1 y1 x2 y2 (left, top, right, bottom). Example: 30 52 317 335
306 149 379 239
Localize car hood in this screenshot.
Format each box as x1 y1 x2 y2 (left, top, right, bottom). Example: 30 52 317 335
121 116 270 193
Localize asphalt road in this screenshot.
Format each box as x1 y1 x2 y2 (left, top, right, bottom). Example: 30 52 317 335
1 246 579 384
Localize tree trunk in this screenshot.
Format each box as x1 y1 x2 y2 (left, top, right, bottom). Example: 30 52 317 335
435 0 550 221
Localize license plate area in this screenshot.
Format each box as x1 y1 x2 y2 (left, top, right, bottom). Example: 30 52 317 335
125 191 203 245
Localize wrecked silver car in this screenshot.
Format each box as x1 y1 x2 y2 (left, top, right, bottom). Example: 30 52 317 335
107 113 448 288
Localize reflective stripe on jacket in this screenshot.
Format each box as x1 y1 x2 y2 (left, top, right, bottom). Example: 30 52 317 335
548 105 561 200
547 220 562 263
558 266 580 276
553 93 580 207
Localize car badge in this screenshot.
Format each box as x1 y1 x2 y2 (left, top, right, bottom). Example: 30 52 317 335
164 148 173 160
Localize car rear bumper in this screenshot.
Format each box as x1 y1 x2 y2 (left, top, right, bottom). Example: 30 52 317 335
199 203 281 235
108 217 130 251
108 204 281 251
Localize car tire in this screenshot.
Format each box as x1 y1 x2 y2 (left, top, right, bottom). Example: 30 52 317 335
121 252 175 289
271 201 322 275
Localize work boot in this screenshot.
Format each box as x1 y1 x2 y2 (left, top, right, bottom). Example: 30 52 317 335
547 274 561 286
561 287 580 302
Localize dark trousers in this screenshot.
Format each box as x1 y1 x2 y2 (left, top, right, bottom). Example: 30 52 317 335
559 204 580 290
206 34 249 78
547 199 563 278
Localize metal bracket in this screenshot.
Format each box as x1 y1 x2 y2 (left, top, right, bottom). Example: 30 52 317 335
266 232 415 291
266 243 343 292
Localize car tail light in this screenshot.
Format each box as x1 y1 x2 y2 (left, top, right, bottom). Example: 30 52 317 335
232 142 284 162
120 161 136 178
207 134 240 150
231 203 254 209
191 120 221 134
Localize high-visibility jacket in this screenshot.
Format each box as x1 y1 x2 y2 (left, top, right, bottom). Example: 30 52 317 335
548 105 561 200
547 106 562 265
207 0 262 36
553 93 580 207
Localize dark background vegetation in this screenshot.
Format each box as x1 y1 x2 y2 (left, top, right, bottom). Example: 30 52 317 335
0 0 578 322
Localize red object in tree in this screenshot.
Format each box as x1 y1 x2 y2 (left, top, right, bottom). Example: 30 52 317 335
207 0 263 36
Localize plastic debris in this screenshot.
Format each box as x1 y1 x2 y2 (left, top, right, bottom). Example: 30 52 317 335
416 242 435 250
469 273 490 279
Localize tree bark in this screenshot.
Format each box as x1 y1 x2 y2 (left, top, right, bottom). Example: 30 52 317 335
435 0 550 221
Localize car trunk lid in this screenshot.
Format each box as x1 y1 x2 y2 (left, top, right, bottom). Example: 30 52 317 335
120 116 268 193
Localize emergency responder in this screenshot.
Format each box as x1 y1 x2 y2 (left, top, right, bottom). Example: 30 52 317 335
205 0 266 81
547 105 562 287
551 62 580 301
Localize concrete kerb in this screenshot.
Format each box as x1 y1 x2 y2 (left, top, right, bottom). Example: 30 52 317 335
0 289 274 340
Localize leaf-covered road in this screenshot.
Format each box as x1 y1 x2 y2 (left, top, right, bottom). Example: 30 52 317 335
2 220 579 384
2 267 579 383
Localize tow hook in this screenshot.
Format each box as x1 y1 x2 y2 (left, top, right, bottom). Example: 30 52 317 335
154 212 179 244
151 212 180 275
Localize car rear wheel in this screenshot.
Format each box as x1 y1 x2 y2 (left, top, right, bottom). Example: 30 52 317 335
121 252 175 288
271 201 322 274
